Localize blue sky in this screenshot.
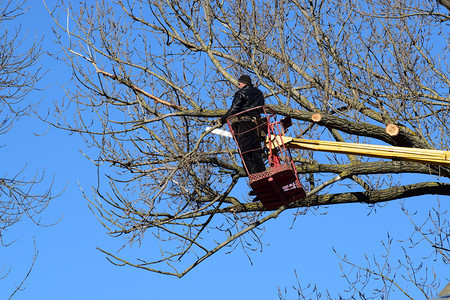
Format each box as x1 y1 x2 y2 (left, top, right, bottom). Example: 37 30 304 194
0 1 448 299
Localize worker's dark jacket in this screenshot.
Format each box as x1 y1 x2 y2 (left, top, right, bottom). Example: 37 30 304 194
220 85 264 125
220 85 266 174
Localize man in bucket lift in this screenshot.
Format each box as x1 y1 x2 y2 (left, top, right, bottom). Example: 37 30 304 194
219 75 266 175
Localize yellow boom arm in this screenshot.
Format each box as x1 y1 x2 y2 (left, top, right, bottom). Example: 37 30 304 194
268 136 450 167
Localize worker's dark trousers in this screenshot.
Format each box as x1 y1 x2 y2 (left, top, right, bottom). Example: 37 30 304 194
232 120 266 174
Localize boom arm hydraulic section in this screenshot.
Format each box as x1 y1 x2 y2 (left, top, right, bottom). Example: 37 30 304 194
268 136 450 167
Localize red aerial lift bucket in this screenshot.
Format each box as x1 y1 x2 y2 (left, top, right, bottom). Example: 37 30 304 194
226 106 306 209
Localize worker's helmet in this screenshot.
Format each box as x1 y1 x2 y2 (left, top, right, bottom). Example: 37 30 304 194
238 75 252 86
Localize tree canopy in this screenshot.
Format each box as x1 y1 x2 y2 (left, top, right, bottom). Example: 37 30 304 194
0 0 52 244
44 0 449 296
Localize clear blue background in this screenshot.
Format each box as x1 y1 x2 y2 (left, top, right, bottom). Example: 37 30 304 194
0 1 447 299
